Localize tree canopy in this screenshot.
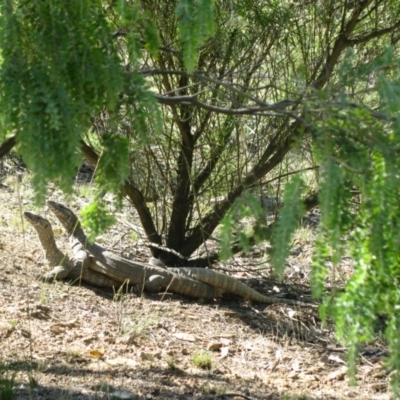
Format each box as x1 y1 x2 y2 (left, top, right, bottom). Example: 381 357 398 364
1 0 400 393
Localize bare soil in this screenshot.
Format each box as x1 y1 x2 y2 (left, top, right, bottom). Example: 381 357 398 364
0 172 390 399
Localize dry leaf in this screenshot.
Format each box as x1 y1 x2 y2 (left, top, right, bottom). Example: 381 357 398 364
269 357 280 372
109 391 135 399
217 333 236 339
326 366 347 381
220 347 230 359
288 371 299 379
207 342 222 351
224 311 247 319
106 357 138 368
0 322 14 339
50 324 66 335
88 348 105 359
139 351 155 362
291 358 301 371
18 328 31 338
244 341 253 351
173 332 196 342
328 354 346 365
82 335 97 344
61 319 78 328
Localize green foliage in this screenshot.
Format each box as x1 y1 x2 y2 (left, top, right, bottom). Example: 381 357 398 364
0 363 16 400
95 134 129 202
114 1 162 143
175 0 215 71
80 202 116 243
332 151 400 388
122 72 162 146
219 192 265 261
83 133 129 239
0 0 163 204
318 161 352 264
310 236 330 299
0 0 124 201
234 0 292 29
141 15 161 59
117 0 160 59
309 47 400 391
192 350 213 370
219 212 236 261
271 176 305 279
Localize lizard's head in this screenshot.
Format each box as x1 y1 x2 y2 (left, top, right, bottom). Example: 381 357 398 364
47 201 80 234
23 212 51 231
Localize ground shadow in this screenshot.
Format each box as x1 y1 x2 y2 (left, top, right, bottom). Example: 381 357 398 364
6 360 349 400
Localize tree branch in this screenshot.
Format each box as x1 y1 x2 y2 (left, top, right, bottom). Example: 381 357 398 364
314 0 374 89
179 116 308 258
155 94 296 116
346 20 400 45
80 140 162 246
189 191 320 267
0 135 16 159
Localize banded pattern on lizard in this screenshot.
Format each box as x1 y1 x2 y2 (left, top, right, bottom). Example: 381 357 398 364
47 201 223 300
24 211 121 287
47 201 315 307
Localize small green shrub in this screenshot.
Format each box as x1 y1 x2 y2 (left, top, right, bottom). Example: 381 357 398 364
192 351 213 370
0 363 16 400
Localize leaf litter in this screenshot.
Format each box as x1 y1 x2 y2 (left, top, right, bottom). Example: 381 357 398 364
0 172 390 399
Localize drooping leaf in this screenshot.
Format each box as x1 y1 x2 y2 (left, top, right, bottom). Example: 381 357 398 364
271 175 306 279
